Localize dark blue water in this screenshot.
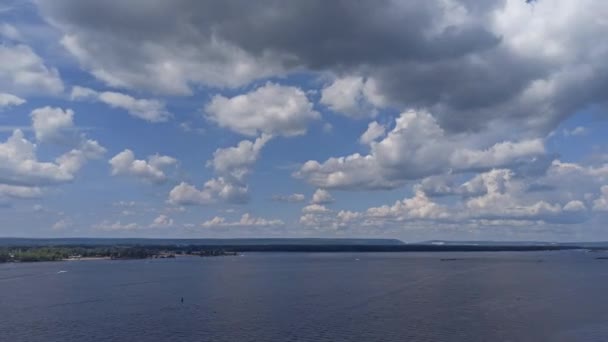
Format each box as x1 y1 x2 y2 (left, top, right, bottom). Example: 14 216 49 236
2 251 608 341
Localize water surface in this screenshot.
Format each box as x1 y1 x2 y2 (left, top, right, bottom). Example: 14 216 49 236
1 251 607 341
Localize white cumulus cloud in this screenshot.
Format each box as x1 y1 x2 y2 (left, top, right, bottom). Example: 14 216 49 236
168 178 250 206
0 184 43 199
30 107 77 144
151 214 174 228
0 93 25 109
0 129 104 186
359 121 386 145
201 213 284 228
593 186 608 212
302 204 330 214
206 82 319 137
320 76 387 118
71 86 171 123
109 149 177 184
272 193 306 203
0 43 63 95
93 220 139 231
311 189 334 204
296 110 545 190
208 134 271 183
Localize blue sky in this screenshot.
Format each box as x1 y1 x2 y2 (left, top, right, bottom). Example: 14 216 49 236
1 0 608 241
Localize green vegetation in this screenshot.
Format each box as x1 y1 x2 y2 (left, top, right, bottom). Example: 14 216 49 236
0 251 9 263
4 247 71 262
0 245 236 263
0 246 130 262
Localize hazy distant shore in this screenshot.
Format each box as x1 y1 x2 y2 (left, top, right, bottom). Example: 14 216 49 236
2 237 604 264
0 245 236 264
62 256 111 261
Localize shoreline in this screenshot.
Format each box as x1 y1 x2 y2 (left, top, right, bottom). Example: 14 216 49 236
62 257 111 261
1 253 237 264
2 243 599 265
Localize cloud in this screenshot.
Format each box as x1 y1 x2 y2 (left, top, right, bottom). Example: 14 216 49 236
336 210 362 226
21 0 608 237
0 184 43 199
0 93 25 109
200 216 226 227
296 110 545 190
299 206 344 230
530 160 608 204
30 107 78 144
109 149 177 184
93 220 139 231
432 168 591 224
320 76 386 118
202 177 249 204
593 186 608 212
69 86 97 100
299 213 331 229
0 42 63 95
563 126 587 137
35 0 498 94
0 105 104 203
0 129 104 186
297 153 395 190
97 92 171 123
359 121 386 145
168 182 214 206
71 86 171 123
208 134 271 183
413 174 459 198
0 23 22 41
52 218 72 231
113 200 136 208
55 139 106 175
150 214 174 228
59 31 281 95
461 169 560 222
436 167 593 224
201 213 284 228
37 1 292 93
168 177 249 206
366 191 449 222
271 193 306 203
311 189 333 204
169 134 271 206
206 82 319 137
38 0 608 141
302 204 330 214
298 163 602 231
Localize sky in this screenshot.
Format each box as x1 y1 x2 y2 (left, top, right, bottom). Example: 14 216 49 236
1 0 608 241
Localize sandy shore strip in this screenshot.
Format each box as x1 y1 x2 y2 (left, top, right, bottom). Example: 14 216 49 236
62 257 111 261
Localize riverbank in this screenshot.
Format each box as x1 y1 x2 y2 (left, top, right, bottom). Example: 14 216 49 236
0 246 238 264
62 256 111 261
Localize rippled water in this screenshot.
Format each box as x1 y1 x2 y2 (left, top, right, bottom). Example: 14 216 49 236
2 251 608 341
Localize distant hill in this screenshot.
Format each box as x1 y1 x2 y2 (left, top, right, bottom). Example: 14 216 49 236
0 237 405 247
418 240 608 248
1 238 597 252
4 238 606 252
417 240 560 246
